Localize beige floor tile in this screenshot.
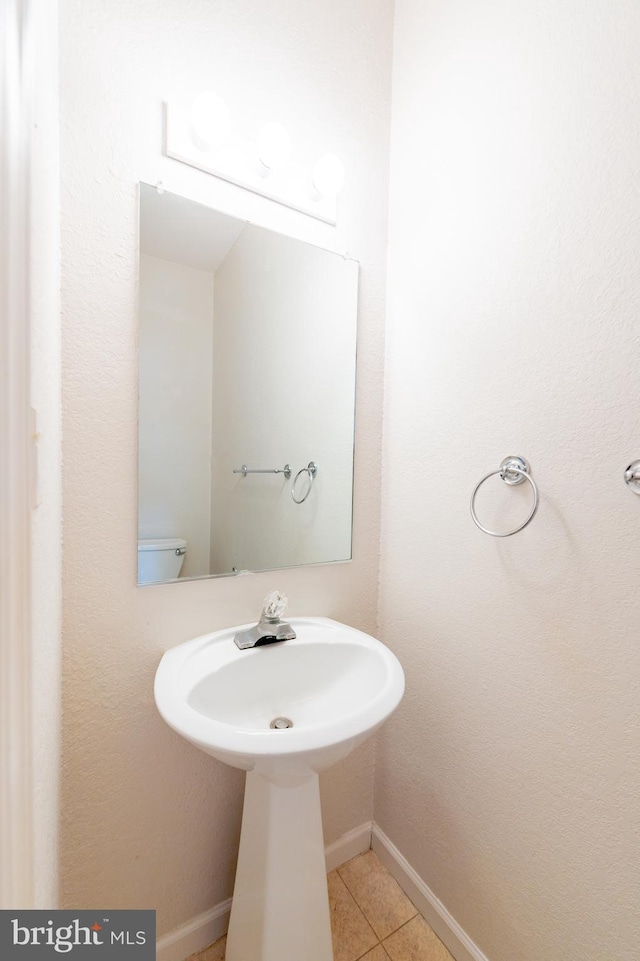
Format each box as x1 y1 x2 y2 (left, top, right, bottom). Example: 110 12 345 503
328 868 380 961
186 934 226 961
337 851 418 940
383 915 455 961
360 946 392 961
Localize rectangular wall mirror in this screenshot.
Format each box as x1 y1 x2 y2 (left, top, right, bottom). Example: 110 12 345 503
137 183 359 584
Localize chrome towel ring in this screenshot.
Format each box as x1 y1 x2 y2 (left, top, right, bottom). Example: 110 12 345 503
470 456 539 537
291 462 317 504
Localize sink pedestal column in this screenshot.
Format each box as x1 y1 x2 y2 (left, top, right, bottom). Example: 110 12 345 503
225 769 333 961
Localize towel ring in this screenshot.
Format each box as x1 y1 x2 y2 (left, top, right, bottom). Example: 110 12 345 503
291 462 317 504
470 456 539 537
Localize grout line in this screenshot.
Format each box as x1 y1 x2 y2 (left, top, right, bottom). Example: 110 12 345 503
336 852 367 890
381 913 415 942
381 913 456 961
354 944 393 961
353 944 382 961
329 872 382 961
334 871 381 952
337 850 419 940
336 858 384 944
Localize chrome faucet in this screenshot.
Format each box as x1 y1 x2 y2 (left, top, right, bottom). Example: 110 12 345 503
234 591 297 650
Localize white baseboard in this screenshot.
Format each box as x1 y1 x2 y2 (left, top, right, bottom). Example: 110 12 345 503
325 820 373 873
156 898 232 961
157 821 489 961
371 824 490 961
156 821 372 961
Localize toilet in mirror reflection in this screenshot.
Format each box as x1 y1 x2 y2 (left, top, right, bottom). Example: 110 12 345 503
137 538 188 585
137 184 359 585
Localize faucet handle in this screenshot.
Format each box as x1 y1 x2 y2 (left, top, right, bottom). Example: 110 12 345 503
262 590 288 621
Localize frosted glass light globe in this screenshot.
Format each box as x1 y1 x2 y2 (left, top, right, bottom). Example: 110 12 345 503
190 92 231 150
312 154 345 198
257 122 292 170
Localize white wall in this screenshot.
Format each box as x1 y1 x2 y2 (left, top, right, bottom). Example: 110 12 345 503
139 254 213 577
30 0 62 907
211 226 357 574
59 0 392 938
1 0 60 910
378 2 640 960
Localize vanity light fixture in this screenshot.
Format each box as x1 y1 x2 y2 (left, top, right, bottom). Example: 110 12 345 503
164 95 343 224
257 121 292 173
189 91 231 151
312 154 345 198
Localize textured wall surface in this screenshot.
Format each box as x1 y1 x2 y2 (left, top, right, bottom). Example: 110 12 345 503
59 0 393 936
378 2 640 960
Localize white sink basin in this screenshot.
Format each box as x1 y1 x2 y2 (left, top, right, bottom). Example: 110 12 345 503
154 616 404 777
154 616 404 961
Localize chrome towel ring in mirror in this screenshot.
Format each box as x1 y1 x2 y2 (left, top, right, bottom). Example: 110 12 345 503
292 462 318 504
470 456 539 537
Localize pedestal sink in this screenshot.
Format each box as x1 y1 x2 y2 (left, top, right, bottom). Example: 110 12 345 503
154 616 404 961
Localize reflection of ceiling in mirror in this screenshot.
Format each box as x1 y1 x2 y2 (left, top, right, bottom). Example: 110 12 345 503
140 183 245 273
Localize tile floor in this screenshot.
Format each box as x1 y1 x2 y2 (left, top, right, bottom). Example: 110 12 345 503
188 849 456 961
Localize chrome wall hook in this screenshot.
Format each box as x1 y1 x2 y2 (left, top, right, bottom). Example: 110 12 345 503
624 460 640 494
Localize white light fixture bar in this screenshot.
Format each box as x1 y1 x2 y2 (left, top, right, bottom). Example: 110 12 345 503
164 101 338 225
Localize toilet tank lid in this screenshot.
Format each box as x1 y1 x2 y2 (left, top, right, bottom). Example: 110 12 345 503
138 538 187 552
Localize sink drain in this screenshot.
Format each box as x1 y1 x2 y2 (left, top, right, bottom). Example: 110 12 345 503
269 716 293 729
